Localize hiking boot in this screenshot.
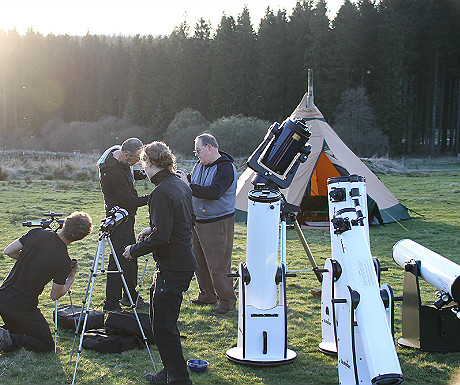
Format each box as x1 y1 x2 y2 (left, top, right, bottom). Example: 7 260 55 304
0 327 12 350
145 368 167 384
120 296 149 309
103 300 122 313
191 298 217 306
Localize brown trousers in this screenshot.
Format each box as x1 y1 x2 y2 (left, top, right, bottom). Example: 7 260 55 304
192 216 237 310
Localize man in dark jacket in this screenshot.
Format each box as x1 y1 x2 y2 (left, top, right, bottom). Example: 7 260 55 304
177 133 237 314
98 138 149 312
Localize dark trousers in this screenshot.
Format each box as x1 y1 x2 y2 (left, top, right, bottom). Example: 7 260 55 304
106 216 139 305
0 288 54 352
150 270 194 385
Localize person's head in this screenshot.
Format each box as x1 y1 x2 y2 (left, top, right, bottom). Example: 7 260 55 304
141 141 176 178
120 138 143 166
61 212 93 242
194 133 220 165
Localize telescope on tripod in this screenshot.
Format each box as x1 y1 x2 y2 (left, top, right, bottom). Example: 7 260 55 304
319 175 403 385
71 206 156 384
226 117 312 365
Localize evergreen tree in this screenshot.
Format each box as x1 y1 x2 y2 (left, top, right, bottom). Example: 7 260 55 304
251 8 289 121
209 14 239 119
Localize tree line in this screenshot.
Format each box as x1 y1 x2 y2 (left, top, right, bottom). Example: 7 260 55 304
0 0 459 157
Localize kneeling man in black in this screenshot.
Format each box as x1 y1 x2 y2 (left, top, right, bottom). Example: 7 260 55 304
0 211 92 353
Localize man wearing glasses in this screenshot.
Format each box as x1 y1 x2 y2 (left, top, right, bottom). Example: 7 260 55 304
98 138 149 312
177 133 237 314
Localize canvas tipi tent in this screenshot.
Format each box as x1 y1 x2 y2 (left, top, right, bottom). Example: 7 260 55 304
235 92 410 226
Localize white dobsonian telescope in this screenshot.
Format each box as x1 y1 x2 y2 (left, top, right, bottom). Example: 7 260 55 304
320 175 403 384
393 239 460 351
226 117 312 365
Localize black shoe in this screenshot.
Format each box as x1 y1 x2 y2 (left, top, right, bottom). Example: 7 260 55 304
145 369 167 384
103 301 122 313
0 327 12 350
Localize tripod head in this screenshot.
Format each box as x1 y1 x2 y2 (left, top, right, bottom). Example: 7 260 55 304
23 212 64 232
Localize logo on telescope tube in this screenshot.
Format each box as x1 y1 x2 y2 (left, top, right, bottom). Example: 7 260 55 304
339 359 351 369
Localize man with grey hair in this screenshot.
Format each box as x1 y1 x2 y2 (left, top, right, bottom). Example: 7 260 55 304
98 138 149 312
178 133 237 314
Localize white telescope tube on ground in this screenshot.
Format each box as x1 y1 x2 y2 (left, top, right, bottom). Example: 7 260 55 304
393 239 460 303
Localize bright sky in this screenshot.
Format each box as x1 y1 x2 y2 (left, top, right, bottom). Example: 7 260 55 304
1 0 348 36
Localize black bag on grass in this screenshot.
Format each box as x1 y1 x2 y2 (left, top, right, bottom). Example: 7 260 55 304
53 305 104 333
82 328 143 353
105 310 155 344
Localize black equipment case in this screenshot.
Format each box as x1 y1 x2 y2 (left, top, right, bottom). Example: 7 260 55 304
53 305 104 333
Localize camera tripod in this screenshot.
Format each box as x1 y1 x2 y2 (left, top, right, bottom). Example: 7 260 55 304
70 229 156 385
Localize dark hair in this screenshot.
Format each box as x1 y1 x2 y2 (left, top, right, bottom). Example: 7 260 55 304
121 138 143 155
196 133 218 148
61 212 93 242
141 141 176 173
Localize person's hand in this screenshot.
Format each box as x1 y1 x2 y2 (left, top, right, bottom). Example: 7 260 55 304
176 170 189 185
137 227 152 241
123 245 134 260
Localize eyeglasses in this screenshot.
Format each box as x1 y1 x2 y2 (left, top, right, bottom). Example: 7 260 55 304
193 145 207 155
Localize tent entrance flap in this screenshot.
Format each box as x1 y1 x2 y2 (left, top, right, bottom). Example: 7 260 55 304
298 151 341 225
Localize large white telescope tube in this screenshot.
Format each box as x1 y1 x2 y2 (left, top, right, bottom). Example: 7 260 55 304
393 239 460 303
245 189 281 309
328 176 402 384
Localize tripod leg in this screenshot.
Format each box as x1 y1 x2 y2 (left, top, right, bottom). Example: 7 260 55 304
72 263 100 385
68 290 77 330
71 239 102 357
107 236 156 372
290 213 323 283
136 255 150 307
54 300 58 353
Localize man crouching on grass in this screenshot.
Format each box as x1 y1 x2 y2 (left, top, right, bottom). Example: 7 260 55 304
0 212 92 353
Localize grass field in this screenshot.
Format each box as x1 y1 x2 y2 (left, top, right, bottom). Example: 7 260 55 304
0 163 459 384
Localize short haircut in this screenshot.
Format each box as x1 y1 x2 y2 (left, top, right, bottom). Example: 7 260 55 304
196 133 218 148
121 138 143 155
61 212 93 242
141 141 176 173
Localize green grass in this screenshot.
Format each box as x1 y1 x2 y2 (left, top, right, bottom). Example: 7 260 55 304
0 170 459 384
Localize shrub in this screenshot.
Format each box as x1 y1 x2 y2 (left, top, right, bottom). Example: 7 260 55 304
208 115 271 157
333 87 389 157
0 165 9 180
163 108 210 156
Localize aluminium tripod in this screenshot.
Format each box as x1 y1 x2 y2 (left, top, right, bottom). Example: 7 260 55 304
70 229 156 385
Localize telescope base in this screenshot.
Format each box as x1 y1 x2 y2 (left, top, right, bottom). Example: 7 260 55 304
318 341 337 356
398 338 420 350
226 347 296 366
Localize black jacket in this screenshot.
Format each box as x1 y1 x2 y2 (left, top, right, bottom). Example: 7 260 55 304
99 150 148 216
130 169 198 272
